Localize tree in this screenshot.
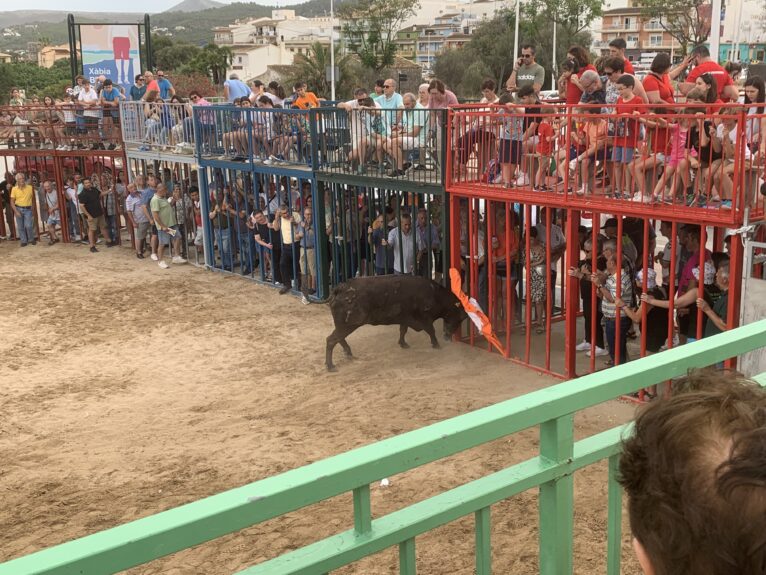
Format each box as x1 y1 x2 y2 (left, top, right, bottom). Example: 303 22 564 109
287 42 353 98
339 0 420 71
635 0 710 55
185 44 233 85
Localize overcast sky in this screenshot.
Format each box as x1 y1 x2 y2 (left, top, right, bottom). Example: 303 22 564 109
8 0 303 13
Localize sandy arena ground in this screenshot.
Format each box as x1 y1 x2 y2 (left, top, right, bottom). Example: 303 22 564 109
0 241 641 574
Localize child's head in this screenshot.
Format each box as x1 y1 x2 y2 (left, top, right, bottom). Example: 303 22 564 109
561 60 578 76
517 84 536 104
720 106 738 127
581 106 602 122
615 74 635 97
540 107 555 119
498 92 514 106
684 88 706 104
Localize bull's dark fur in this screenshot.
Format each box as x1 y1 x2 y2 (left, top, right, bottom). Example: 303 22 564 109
325 275 467 371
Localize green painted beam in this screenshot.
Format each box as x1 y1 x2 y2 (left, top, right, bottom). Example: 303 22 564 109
474 507 491 575
233 425 628 575
539 416 574 575
606 454 623 575
398 538 416 575
1 321 764 575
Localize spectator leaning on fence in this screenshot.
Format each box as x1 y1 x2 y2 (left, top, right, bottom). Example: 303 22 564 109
619 371 766 575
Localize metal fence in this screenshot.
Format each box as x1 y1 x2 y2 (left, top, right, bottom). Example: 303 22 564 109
1 320 765 575
447 103 766 227
119 100 196 154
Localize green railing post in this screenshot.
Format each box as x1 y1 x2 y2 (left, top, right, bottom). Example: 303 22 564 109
399 538 416 574
475 506 491 575
606 453 623 575
538 415 574 575
353 484 372 535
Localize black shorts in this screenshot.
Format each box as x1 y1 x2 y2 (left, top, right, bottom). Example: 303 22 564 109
151 223 158 236
499 139 523 165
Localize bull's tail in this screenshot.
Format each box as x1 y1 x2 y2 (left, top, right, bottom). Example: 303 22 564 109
327 284 344 306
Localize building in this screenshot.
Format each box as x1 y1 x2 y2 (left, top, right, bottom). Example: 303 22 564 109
414 12 472 70
395 25 420 60
594 5 681 65
215 9 340 81
37 44 70 68
716 0 766 62
0 52 12 64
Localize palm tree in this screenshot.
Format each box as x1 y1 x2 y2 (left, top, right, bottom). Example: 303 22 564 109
198 44 233 86
289 42 350 99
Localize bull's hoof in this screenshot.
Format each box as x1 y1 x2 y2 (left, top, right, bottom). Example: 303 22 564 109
326 364 337 372
399 341 410 349
431 341 441 349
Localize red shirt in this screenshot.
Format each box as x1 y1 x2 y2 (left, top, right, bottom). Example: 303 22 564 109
642 72 675 104
582 64 597 74
536 120 555 155
614 95 644 147
565 78 582 105
686 61 734 99
623 58 635 75
146 79 160 95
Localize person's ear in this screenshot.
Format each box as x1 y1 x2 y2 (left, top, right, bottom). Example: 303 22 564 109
632 537 655 575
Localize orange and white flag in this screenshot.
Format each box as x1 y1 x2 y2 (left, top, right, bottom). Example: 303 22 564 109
449 267 504 354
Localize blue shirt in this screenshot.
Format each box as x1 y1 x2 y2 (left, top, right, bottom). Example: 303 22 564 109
378 92 404 135
140 187 155 211
158 78 173 100
224 79 251 102
130 84 146 101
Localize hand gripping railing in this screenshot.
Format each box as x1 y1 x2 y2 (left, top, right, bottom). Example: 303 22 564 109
2 320 766 575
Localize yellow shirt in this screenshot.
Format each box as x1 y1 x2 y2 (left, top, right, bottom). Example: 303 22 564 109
11 184 34 207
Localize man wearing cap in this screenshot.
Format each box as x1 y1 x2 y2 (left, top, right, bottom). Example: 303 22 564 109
224 73 251 103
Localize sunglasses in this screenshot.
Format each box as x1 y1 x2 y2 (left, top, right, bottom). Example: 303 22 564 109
158 75 165 78
137 77 144 81
521 54 533 58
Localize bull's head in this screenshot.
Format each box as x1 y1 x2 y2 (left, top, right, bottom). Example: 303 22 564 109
443 300 468 340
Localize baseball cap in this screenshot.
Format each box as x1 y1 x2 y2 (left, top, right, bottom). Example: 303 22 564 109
601 217 618 229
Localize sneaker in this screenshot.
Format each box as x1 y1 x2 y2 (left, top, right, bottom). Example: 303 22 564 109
20 242 28 247
31 240 37 246
575 339 591 352
89 246 98 253
301 294 310 305
514 173 530 186
262 158 273 165
172 256 187 264
574 186 588 196
96 238 102 244
106 241 116 248
150 253 159 261
589 346 609 357
279 285 290 295
136 253 144 259
158 260 169 269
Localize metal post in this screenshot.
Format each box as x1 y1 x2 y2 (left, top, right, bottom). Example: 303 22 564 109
710 0 722 62
551 20 557 90
330 0 336 101
513 0 520 65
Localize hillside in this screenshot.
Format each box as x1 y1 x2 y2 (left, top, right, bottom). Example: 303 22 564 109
0 0 336 51
165 0 225 12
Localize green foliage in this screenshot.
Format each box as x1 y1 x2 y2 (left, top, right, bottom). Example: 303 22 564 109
286 42 354 99
182 43 233 85
0 59 72 103
634 0 709 55
432 9 593 99
339 0 419 72
153 35 202 72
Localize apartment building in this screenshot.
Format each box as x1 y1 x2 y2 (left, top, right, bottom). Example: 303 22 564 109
595 7 681 65
215 10 339 81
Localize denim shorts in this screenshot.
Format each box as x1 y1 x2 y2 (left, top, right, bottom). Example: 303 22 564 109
158 225 178 245
612 146 635 164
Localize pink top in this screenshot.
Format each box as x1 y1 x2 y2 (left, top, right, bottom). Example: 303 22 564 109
428 89 459 125
666 123 689 167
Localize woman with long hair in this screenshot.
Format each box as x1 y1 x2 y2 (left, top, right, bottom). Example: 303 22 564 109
744 75 766 161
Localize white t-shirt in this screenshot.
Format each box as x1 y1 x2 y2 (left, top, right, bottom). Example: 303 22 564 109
78 88 100 117
717 123 752 160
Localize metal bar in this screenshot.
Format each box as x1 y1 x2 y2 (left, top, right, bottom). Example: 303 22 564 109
475 506 491 575
538 415 574 575
353 485 372 535
398 538 417 575
605 454 623 575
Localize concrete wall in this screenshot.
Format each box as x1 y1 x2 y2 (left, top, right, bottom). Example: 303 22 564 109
740 277 766 377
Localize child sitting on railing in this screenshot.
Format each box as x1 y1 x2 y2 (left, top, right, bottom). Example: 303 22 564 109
709 106 752 209
569 107 608 196
643 110 695 204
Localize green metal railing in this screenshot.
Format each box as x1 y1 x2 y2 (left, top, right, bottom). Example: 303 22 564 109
3 320 766 575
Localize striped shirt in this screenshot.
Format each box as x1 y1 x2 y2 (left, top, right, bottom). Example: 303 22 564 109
602 272 633 319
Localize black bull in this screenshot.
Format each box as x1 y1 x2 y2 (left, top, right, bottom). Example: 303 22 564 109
325 276 467 371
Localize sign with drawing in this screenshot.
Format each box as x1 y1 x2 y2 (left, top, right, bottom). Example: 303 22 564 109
80 24 142 91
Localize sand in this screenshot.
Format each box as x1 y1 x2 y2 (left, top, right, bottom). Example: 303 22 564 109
0 240 641 574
